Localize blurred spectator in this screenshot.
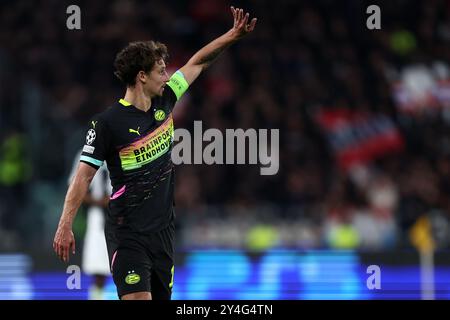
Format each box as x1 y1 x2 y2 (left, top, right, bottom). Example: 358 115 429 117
0 130 31 250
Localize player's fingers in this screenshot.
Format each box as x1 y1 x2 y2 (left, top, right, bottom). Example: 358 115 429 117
54 239 59 254
231 7 237 28
62 244 69 263
71 239 76 255
54 242 62 260
241 13 249 28
56 243 62 260
248 18 257 32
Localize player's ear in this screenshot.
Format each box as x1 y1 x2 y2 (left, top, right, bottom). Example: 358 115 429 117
137 70 147 84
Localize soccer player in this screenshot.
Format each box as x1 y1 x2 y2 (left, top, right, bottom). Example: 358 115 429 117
53 7 257 300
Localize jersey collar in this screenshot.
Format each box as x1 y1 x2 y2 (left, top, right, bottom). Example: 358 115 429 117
118 98 132 106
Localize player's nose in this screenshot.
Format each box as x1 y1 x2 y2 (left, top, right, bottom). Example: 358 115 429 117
163 71 170 82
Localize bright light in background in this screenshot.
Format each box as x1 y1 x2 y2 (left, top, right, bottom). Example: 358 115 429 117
0 254 32 300
2 251 450 299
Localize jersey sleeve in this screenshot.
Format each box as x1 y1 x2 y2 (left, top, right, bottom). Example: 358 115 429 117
166 70 189 102
79 116 110 169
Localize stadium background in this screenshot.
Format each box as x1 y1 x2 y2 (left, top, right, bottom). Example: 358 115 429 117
1 0 450 299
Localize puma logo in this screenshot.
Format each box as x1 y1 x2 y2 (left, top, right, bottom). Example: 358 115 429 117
129 127 140 136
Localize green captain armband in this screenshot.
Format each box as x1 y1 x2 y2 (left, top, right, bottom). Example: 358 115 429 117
167 70 189 101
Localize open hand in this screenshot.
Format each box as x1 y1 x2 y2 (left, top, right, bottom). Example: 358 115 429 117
230 7 257 39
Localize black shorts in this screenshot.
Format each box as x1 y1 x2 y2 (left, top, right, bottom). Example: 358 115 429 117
105 224 175 300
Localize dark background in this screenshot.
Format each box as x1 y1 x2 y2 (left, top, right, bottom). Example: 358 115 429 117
0 0 449 275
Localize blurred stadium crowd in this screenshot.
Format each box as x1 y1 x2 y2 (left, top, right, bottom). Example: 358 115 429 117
0 0 450 255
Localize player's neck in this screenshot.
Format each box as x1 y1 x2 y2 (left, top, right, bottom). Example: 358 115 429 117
123 87 152 112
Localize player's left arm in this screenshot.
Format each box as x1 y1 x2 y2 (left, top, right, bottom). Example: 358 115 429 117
177 7 257 87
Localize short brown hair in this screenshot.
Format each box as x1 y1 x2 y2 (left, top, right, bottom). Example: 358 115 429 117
114 41 169 86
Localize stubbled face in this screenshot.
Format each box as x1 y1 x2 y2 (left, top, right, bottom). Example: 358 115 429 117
143 59 169 97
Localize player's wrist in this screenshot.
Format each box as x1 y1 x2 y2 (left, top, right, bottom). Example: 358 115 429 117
226 29 242 42
58 218 73 230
